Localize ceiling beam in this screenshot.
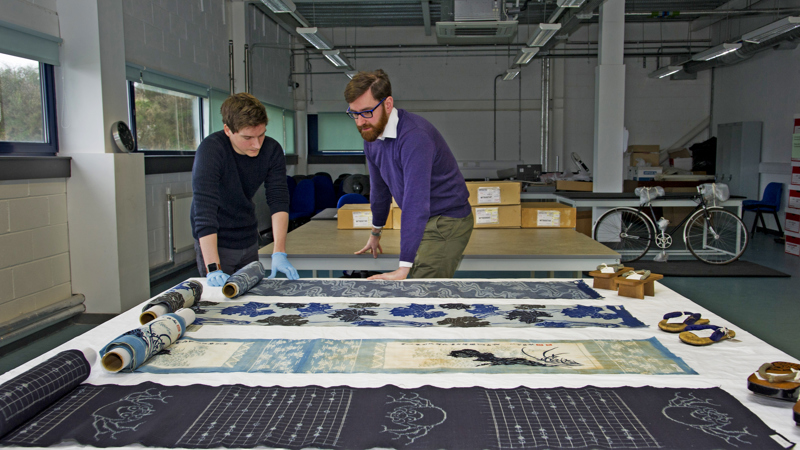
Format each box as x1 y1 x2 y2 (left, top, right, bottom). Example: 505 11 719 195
421 0 432 36
690 0 765 31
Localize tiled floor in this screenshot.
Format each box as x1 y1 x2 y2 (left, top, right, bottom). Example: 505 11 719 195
1 231 797 376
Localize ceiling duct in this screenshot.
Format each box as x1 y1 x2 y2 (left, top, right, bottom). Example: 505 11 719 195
436 0 518 45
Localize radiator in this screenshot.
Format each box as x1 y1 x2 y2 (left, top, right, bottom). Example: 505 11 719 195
171 193 194 253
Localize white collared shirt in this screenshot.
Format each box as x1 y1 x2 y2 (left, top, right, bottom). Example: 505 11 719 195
377 107 399 141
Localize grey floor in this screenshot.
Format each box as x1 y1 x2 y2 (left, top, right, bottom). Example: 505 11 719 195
1 231 798 376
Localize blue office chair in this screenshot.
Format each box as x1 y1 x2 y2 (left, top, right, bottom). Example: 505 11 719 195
289 179 315 224
742 182 783 235
286 175 297 201
312 175 338 214
337 193 369 209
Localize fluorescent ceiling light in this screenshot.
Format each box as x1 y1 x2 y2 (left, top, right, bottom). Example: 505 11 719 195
557 0 586 7
692 42 741 61
528 24 561 47
503 69 520 81
742 16 800 44
296 27 333 50
648 66 682 79
323 50 352 69
260 0 295 13
345 71 358 79
515 47 539 65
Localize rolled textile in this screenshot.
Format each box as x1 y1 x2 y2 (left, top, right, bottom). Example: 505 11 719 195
222 261 265 298
139 280 203 324
101 309 195 373
0 348 95 438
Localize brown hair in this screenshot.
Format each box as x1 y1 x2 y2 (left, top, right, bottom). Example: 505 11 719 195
220 93 268 133
344 69 392 103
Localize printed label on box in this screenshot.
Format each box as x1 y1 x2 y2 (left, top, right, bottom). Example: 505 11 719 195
792 165 800 186
537 210 561 227
475 207 500 224
352 211 372 228
787 218 800 234
786 240 800 256
477 187 502 204
790 195 800 210
793 134 800 161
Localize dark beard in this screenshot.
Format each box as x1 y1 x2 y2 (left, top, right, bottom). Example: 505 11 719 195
358 105 390 142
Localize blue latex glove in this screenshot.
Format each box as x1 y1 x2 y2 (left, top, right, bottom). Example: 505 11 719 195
269 252 299 280
206 270 230 287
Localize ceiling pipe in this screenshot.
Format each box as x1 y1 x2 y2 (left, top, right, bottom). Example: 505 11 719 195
683 27 800 73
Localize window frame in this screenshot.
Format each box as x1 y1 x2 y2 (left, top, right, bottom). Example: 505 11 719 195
307 113 365 157
0 62 59 156
127 80 207 156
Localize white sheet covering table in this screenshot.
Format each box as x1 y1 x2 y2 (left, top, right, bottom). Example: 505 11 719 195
0 278 797 449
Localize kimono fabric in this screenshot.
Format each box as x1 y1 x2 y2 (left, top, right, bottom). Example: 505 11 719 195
192 301 647 328
139 280 203 324
134 337 696 375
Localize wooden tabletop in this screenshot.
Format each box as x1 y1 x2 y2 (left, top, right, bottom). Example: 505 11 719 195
260 220 618 259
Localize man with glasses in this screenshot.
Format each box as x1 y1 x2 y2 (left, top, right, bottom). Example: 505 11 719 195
345 69 473 280
191 93 299 286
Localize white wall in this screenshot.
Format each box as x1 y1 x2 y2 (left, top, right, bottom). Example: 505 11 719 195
0 180 71 324
295 23 712 179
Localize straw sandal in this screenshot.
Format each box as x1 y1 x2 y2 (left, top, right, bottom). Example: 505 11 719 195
679 324 736 346
658 311 711 333
747 362 800 401
621 269 651 280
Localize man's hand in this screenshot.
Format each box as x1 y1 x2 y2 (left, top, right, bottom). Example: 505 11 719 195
354 235 383 259
368 267 410 280
269 252 299 280
207 270 230 287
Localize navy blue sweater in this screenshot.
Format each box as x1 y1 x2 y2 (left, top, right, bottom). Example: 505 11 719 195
191 130 290 249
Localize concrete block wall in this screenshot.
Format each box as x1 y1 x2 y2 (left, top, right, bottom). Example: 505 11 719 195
122 0 229 90
247 4 294 110
0 179 72 324
145 172 195 270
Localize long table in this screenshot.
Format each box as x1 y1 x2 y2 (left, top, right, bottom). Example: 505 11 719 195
259 220 620 276
2 277 798 448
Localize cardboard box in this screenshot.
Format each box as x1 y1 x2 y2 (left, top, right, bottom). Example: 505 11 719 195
392 207 402 229
472 205 521 228
521 202 576 228
628 152 660 167
786 235 800 256
630 166 663 181
337 204 393 229
555 180 593 192
466 181 521 205
576 210 592 237
786 213 800 235
668 148 692 158
627 145 660 153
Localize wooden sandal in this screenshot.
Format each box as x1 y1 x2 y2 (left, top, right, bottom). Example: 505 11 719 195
747 362 800 401
622 269 651 280
658 311 711 333
679 324 736 346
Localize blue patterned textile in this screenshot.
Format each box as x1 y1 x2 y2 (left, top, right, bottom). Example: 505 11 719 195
222 261 265 298
193 301 645 328
100 313 189 373
141 280 202 317
241 279 602 299
136 337 694 375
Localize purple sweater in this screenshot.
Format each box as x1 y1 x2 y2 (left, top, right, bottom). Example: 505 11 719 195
365 109 471 263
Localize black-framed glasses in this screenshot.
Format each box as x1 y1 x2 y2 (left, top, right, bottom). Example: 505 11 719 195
346 97 386 119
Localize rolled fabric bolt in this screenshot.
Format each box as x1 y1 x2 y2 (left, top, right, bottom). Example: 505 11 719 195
222 261 266 298
139 280 203 324
101 308 195 373
0 349 93 438
80 347 98 367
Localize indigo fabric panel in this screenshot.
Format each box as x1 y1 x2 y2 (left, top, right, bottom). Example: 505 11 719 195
141 280 203 315
100 313 189 372
222 261 265 298
0 383 786 449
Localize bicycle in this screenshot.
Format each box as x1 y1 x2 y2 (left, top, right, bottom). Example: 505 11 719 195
592 183 749 264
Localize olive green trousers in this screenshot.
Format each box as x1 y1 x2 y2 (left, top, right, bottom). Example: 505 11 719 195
408 213 474 279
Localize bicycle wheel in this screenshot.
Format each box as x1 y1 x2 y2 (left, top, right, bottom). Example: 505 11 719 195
593 207 653 263
684 208 749 264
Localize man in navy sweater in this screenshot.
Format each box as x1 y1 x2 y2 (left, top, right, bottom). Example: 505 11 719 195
346 70 473 280
191 93 298 286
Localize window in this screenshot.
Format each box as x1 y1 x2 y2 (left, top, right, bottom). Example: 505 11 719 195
129 82 205 154
262 102 296 155
308 113 364 155
0 53 58 155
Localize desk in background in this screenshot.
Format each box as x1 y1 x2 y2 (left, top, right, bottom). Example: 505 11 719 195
260 220 619 277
